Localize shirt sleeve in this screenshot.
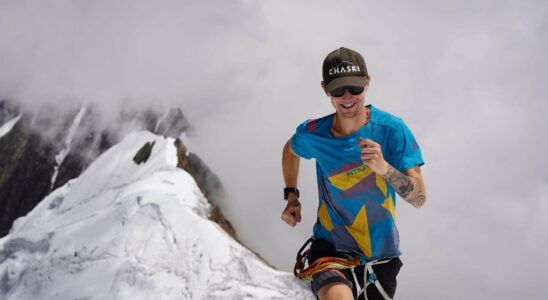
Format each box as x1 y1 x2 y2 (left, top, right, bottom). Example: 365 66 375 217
290 120 314 160
387 119 424 172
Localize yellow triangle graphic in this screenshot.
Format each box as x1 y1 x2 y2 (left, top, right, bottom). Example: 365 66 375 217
345 205 372 257
380 194 396 221
375 173 388 197
318 202 334 232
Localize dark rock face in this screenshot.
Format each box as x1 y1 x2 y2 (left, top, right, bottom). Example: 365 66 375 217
0 101 198 237
133 141 155 165
173 139 236 240
0 114 56 237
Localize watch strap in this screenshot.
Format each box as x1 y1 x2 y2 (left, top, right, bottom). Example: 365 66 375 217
284 187 300 200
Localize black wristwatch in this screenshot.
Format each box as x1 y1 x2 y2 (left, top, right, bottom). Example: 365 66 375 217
284 187 300 200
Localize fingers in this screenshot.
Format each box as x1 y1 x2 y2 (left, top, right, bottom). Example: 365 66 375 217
359 139 381 159
360 142 380 157
281 212 298 226
360 147 377 154
359 139 383 165
295 206 302 222
358 138 388 174
358 138 379 148
361 153 380 162
281 205 301 227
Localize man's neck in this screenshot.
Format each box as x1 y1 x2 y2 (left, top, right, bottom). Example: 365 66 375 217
331 106 370 137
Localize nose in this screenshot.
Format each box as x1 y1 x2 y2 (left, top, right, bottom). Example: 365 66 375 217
342 89 353 99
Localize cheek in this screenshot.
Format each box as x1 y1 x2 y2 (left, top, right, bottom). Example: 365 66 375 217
330 99 338 109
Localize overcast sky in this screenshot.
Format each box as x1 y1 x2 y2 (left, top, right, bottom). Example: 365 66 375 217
1 0 547 299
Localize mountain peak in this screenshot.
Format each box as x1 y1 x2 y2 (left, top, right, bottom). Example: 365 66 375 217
0 131 312 299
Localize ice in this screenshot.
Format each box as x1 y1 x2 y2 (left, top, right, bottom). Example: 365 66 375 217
0 114 21 139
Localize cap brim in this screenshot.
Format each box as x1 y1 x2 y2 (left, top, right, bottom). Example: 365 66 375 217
325 76 367 93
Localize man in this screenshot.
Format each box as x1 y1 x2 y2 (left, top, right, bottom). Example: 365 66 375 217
281 47 427 300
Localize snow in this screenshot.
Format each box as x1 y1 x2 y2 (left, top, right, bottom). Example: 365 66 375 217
0 114 21 139
0 131 313 300
51 105 87 188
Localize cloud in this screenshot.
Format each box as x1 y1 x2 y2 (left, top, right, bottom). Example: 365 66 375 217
0 0 265 116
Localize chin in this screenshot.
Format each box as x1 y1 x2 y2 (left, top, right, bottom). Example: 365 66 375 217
338 110 359 118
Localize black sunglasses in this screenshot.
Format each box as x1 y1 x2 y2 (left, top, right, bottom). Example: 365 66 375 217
330 86 365 97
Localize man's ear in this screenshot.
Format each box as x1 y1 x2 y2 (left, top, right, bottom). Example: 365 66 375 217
365 76 371 91
320 81 329 96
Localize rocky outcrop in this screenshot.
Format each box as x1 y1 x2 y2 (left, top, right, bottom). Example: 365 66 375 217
173 139 236 240
133 141 155 165
171 139 276 269
0 113 56 237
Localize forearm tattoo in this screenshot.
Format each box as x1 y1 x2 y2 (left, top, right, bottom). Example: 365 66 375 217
383 165 426 208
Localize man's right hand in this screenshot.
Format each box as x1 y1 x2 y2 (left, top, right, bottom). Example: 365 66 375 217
281 198 301 227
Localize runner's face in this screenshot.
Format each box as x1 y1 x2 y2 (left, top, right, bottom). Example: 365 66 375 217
329 85 366 118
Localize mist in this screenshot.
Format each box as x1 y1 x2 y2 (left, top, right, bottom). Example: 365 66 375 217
1 0 547 299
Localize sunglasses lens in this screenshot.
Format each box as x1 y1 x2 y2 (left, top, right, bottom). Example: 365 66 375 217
348 86 364 95
330 86 364 97
331 87 346 97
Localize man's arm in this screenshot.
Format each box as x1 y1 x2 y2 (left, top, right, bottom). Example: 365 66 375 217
281 139 302 226
282 139 300 190
383 165 427 208
359 138 427 208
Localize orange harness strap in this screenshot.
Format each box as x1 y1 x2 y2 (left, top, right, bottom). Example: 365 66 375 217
293 238 361 281
293 238 394 299
295 256 361 281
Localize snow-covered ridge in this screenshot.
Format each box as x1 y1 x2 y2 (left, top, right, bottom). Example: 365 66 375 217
0 131 312 300
0 114 21 139
51 105 87 188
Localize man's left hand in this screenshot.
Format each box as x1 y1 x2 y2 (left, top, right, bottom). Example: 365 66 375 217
358 138 389 175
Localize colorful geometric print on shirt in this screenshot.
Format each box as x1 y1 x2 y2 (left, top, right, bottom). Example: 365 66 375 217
291 105 424 262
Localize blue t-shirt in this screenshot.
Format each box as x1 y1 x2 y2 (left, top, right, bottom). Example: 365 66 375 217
291 105 424 262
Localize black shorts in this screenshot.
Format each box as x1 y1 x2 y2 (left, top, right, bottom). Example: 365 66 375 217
308 238 403 300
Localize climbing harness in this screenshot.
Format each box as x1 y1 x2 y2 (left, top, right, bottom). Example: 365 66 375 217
293 237 361 281
350 259 393 300
293 237 394 300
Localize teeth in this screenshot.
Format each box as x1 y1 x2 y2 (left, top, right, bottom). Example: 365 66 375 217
342 103 354 108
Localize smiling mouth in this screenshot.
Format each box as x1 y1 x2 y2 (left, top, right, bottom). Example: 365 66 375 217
341 103 356 109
